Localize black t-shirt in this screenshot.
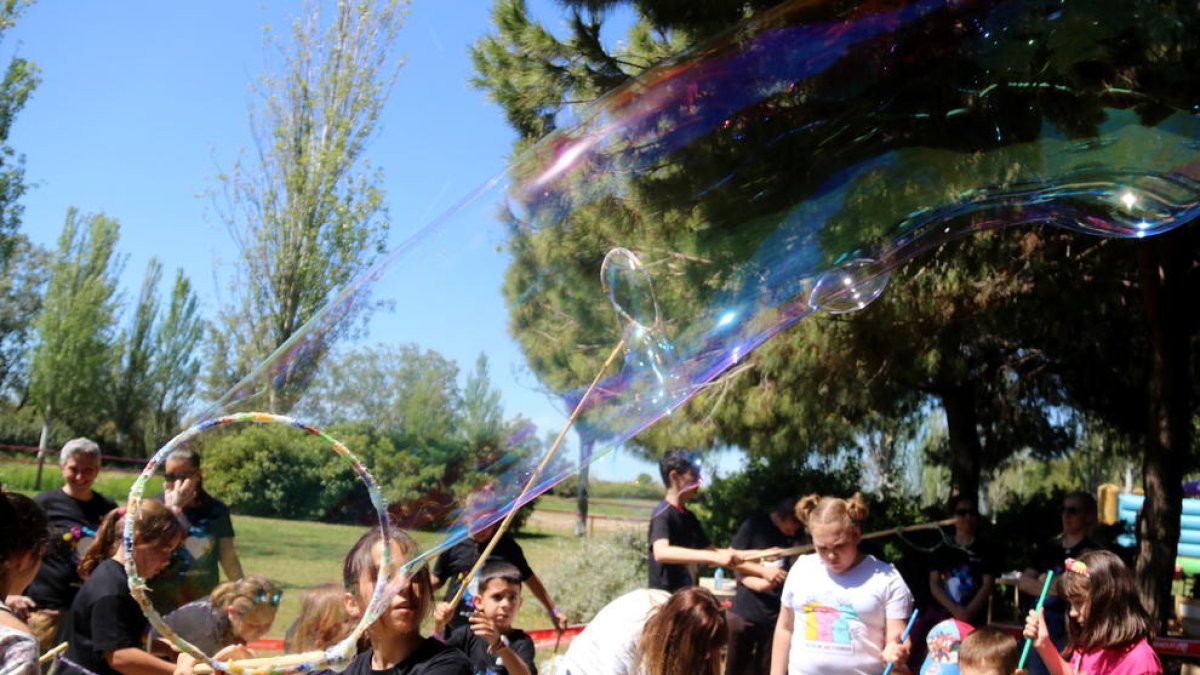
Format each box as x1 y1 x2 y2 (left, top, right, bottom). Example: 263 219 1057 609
336 640 472 675
647 500 711 591
60 558 148 675
1026 537 1103 640
927 539 1002 624
445 625 537 675
26 489 117 609
151 490 236 612
433 535 534 630
730 514 801 625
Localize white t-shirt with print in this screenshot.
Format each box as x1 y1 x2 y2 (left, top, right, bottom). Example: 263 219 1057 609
780 553 914 675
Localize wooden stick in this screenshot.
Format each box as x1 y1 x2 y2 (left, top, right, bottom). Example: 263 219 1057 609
193 650 329 675
39 641 68 665
446 338 627 615
743 517 955 561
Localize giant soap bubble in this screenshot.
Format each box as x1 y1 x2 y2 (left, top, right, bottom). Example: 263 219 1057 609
169 0 1198 668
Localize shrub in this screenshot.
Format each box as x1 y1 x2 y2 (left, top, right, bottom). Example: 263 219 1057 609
534 529 647 624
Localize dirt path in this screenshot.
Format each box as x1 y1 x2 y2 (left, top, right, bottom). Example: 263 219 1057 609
526 508 647 534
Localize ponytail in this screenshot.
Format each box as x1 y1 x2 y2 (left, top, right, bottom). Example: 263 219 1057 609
78 500 183 578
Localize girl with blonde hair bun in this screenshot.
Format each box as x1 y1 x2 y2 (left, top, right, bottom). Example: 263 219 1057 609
155 575 283 655
770 493 914 675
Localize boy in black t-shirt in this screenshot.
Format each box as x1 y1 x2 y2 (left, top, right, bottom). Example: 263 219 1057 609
437 562 536 675
647 450 746 591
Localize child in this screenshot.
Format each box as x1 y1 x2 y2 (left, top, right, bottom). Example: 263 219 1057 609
60 500 186 675
439 562 535 675
431 496 567 634
154 576 282 655
770 492 914 675
338 523 470 674
648 450 741 591
557 586 727 675
285 582 354 653
1023 549 1161 675
1 490 51 675
958 627 1018 675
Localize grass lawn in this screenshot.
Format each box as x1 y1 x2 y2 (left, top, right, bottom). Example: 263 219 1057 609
233 517 584 638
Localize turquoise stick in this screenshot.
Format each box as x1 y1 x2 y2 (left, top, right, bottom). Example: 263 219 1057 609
1019 571 1055 669
882 608 919 675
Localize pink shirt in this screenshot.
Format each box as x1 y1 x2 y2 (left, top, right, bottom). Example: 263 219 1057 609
1069 638 1162 675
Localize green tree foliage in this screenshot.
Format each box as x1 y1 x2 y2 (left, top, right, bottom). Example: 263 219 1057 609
28 209 121 485
209 0 407 411
0 0 38 265
0 234 47 398
476 0 1198 620
144 270 205 450
265 344 539 525
106 260 205 456
108 260 161 455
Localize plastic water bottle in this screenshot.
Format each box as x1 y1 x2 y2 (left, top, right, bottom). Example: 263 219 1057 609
714 567 725 591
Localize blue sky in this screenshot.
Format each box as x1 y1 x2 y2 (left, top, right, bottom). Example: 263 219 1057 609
6 1 742 482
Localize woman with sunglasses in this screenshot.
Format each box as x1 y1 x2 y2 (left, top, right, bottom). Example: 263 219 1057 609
1016 491 1103 675
153 576 282 656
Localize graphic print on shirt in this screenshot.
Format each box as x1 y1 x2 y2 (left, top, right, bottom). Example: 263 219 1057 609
801 601 859 654
944 564 977 604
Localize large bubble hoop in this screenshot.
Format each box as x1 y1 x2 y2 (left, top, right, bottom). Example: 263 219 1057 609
124 412 397 675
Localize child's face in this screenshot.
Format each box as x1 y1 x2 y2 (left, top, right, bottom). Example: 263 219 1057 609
346 540 425 638
1067 595 1089 626
133 535 180 579
809 522 861 574
672 467 701 501
477 578 522 631
230 605 276 643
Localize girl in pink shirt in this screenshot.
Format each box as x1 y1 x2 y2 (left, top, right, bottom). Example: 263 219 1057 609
1024 549 1161 675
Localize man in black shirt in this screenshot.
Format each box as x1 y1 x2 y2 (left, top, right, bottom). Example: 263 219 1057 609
725 497 803 675
11 438 117 649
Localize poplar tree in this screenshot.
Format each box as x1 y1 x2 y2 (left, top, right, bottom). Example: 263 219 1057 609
29 209 121 486
210 0 407 411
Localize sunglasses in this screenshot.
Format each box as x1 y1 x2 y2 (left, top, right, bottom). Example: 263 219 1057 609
1061 505 1083 515
254 589 283 606
163 472 196 483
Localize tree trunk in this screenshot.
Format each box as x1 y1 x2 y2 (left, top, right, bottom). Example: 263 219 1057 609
575 436 593 537
34 404 52 490
940 383 983 506
1134 233 1191 630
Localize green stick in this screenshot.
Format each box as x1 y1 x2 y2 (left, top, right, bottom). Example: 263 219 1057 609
1019 571 1055 669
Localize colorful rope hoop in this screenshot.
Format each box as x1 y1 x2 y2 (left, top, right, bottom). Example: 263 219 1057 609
125 412 396 674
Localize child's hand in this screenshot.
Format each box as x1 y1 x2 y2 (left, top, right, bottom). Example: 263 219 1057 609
469 609 501 651
1024 607 1051 650
549 607 569 632
213 644 255 662
433 601 453 632
173 652 198 675
882 636 910 666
